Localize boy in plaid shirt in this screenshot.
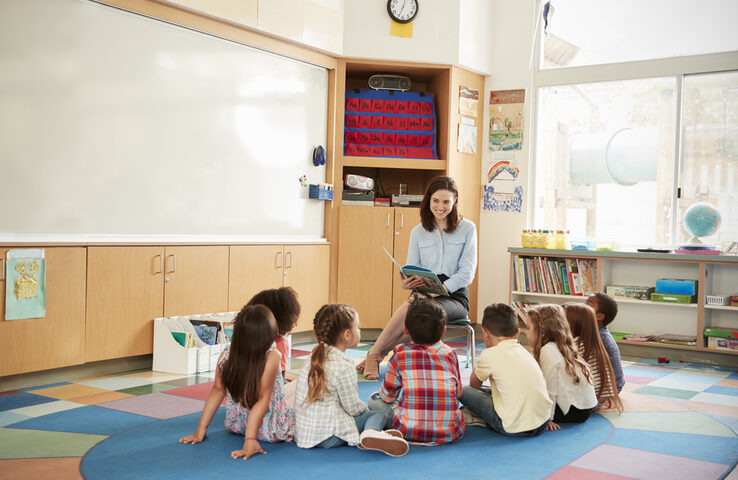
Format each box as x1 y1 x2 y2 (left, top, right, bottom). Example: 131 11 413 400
368 296 465 445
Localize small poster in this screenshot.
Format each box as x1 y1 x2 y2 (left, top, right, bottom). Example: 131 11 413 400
5 248 46 320
489 89 525 151
457 117 477 154
459 85 479 117
483 185 524 213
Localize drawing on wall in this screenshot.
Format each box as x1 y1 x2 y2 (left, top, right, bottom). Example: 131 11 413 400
457 117 477 154
483 185 524 213
489 89 525 151
5 249 46 320
459 85 479 117
487 160 519 182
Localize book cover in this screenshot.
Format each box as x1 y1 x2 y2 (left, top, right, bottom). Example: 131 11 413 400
382 247 448 296
565 258 582 295
577 259 597 296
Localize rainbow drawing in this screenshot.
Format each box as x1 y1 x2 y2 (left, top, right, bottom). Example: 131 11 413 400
488 161 519 182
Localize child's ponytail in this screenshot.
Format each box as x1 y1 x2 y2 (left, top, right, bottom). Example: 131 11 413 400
305 304 357 404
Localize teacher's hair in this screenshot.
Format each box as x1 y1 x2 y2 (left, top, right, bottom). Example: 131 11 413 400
420 176 460 233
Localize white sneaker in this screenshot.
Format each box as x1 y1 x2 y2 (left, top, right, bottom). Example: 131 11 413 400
359 429 409 457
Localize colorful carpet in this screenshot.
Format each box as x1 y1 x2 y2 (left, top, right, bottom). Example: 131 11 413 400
1 339 737 479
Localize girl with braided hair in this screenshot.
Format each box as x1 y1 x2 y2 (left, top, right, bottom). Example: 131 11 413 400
295 304 409 456
179 304 294 460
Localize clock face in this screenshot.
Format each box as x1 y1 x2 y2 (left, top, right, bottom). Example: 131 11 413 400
387 0 418 24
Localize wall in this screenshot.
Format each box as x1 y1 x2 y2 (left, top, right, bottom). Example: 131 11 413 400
458 0 494 75
477 1 537 308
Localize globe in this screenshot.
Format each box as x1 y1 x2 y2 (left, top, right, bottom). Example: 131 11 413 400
683 202 721 244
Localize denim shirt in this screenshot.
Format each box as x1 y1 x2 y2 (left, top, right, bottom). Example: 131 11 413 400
406 218 477 294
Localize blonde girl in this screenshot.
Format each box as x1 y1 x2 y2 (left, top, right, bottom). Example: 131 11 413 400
526 304 598 430
563 303 623 413
295 304 409 456
179 304 294 459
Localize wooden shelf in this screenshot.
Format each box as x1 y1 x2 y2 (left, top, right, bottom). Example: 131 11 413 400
511 291 586 301
616 339 738 355
705 305 738 312
343 156 446 170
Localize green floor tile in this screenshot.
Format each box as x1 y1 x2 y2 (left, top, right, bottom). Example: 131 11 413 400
601 411 736 437
634 385 699 400
117 383 178 396
0 427 106 459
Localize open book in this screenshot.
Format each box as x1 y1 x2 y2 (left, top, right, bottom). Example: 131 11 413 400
382 247 448 296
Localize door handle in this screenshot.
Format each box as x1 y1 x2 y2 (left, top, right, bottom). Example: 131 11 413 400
166 254 176 273
275 251 283 269
285 251 293 270
153 254 163 274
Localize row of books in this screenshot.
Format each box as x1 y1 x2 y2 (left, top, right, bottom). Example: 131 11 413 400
513 256 597 296
511 300 538 328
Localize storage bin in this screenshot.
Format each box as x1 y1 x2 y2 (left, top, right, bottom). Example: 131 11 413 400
705 295 731 306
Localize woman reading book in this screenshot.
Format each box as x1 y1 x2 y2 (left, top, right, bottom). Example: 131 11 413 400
357 176 478 380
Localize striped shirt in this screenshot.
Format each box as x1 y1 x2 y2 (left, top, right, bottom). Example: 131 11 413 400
577 339 614 403
378 341 465 445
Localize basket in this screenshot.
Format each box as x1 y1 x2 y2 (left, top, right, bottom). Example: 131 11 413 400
705 295 731 306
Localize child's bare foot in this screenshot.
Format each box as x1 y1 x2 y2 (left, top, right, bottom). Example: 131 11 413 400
356 358 366 372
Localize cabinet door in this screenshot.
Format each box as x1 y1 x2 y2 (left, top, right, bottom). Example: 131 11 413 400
285 244 330 332
164 246 229 317
337 206 395 328
0 247 86 376
392 207 421 313
228 245 284 311
86 246 165 362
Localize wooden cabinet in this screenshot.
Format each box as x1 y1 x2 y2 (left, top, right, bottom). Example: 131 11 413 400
337 206 419 328
229 244 330 332
508 247 738 356
0 247 86 376
329 59 483 324
86 245 228 362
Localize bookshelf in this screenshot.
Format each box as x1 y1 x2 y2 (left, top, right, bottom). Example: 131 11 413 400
508 248 738 356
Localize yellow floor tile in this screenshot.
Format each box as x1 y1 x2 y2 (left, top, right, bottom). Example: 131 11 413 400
32 384 110 400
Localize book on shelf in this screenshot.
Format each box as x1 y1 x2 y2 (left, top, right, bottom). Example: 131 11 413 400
656 334 697 346
382 247 448 296
576 259 597 296
564 258 583 296
624 334 655 342
514 255 583 296
511 300 539 328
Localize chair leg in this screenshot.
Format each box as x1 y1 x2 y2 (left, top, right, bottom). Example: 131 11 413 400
468 325 475 367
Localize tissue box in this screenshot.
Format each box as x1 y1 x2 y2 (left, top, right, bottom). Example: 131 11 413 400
655 278 698 295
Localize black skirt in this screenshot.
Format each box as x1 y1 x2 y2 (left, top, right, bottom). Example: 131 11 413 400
411 273 470 321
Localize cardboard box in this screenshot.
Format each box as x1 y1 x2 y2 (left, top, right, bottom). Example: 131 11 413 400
607 285 655 300
706 336 738 351
703 326 738 339
650 292 696 304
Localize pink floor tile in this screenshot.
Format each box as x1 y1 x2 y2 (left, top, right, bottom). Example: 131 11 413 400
97 392 204 420
717 379 738 388
571 444 729 480
624 375 657 385
546 466 634 480
596 391 689 413
682 400 738 418
163 382 218 401
290 349 311 357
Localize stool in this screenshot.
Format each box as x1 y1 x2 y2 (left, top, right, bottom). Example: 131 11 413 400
446 317 476 368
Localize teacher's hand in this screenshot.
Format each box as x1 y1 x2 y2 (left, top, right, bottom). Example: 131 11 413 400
401 275 426 290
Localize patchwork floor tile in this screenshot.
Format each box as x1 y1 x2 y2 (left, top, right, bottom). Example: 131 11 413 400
624 375 657 385
71 391 135 405
0 428 106 459
10 400 84 418
690 392 738 407
718 378 738 388
0 411 30 427
600 411 736 437
22 382 72 392
632 385 699 400
75 376 153 391
545 466 634 480
31 384 111 401
163 382 217 401
123 371 188 383
0 392 57 410
570 444 730 480
705 385 738 397
290 348 311 357
597 391 688 413
161 375 215 388
116 383 178 396
98 392 204 420
0 457 83 480
8 405 156 435
682 400 738 418
607 428 738 464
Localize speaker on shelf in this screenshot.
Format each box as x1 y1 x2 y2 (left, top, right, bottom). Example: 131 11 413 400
344 174 374 191
368 75 412 92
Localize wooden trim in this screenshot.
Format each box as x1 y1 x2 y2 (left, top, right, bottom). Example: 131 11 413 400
98 0 337 69
697 262 706 348
343 157 447 170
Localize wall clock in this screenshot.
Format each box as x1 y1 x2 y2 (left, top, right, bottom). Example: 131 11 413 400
387 0 418 24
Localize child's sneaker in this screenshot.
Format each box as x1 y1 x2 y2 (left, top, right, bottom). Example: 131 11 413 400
359 429 409 457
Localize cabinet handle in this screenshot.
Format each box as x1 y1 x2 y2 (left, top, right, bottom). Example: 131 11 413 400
387 213 390 228
275 251 283 269
401 213 404 229
166 254 176 273
0 259 4 281
154 254 163 274
285 251 293 270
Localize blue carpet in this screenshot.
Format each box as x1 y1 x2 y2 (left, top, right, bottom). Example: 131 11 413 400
0 392 56 410
82 387 613 480
9 405 157 435
607 428 738 464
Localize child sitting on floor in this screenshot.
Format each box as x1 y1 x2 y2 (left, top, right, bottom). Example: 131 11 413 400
525 304 597 431
563 303 623 412
179 304 293 460
247 287 301 378
460 303 551 436
586 293 625 392
295 304 408 456
369 296 465 445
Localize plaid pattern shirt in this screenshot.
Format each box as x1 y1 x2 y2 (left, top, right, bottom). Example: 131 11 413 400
378 341 465 445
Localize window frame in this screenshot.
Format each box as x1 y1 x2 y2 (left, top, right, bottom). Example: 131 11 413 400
529 12 738 245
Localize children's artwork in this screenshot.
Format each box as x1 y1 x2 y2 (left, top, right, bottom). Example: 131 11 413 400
459 85 479 117
489 89 525 151
5 248 46 320
457 117 477 154
483 185 523 213
487 160 519 182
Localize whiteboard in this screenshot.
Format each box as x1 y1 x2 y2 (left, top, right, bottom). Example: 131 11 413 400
0 0 328 239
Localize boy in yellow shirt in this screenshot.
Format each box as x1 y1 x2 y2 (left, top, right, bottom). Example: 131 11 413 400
460 303 552 436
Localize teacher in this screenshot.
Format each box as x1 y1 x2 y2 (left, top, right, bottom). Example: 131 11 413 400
357 176 478 380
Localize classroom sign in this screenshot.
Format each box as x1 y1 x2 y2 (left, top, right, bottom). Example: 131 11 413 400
5 249 46 320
